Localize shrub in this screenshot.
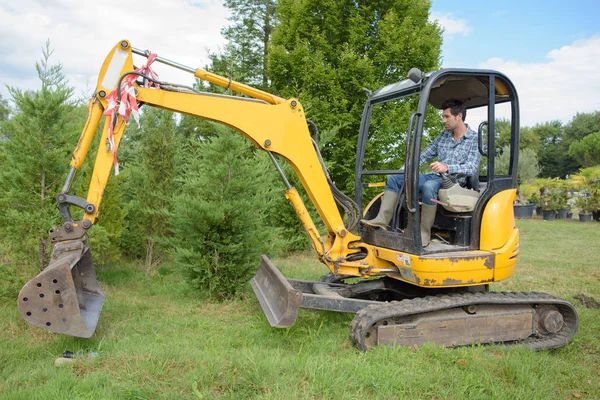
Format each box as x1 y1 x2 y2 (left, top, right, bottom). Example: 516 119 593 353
0 264 26 300
169 125 281 300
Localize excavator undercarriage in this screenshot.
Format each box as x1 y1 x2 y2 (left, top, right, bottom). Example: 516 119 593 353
252 256 578 351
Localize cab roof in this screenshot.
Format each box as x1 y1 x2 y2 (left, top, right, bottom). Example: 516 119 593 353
370 69 512 109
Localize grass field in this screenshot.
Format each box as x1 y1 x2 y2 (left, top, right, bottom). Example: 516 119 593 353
1 219 599 399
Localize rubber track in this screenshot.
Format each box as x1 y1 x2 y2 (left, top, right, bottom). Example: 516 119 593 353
350 291 579 351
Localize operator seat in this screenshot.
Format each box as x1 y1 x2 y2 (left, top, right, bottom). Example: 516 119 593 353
465 174 479 191
432 173 481 246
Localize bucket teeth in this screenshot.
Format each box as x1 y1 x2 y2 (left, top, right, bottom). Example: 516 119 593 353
17 240 104 338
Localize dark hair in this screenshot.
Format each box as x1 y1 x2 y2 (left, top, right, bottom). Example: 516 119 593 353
441 99 466 121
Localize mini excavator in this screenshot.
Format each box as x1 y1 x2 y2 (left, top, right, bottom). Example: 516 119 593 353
18 40 578 350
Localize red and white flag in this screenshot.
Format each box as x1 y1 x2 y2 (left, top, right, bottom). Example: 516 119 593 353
103 51 159 175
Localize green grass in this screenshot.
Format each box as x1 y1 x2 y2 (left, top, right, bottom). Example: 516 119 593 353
1 219 599 399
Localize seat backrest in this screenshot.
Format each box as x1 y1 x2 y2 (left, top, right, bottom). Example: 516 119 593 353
451 173 480 192
466 175 480 191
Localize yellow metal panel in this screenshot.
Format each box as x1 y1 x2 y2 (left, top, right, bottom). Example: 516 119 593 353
84 117 127 223
373 247 494 287
98 40 134 93
67 41 134 175
285 188 323 256
194 68 285 105
480 189 517 250
492 227 519 282
69 99 104 170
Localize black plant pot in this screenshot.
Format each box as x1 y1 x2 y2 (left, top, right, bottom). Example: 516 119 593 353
543 209 556 221
536 206 543 217
579 213 593 222
514 204 535 219
557 208 569 219
593 210 600 222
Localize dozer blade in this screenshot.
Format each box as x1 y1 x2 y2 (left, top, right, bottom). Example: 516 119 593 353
17 239 104 338
251 255 302 328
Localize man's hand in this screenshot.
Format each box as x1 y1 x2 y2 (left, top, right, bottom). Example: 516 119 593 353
430 161 448 174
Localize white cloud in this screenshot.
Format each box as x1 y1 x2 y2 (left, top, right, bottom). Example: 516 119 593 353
0 0 230 101
429 12 472 37
473 36 600 127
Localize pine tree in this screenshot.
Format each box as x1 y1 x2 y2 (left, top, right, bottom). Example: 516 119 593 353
0 93 10 180
0 93 9 135
569 132 600 167
0 41 77 269
120 108 178 274
269 0 442 192
533 121 574 178
169 124 280 300
209 0 278 89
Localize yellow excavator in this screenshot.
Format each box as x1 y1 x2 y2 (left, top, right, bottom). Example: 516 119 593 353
17 40 578 350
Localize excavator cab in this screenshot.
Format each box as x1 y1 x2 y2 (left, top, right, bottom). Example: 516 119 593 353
356 68 520 254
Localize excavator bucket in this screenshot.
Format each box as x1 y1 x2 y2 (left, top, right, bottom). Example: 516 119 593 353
251 255 302 328
17 239 104 338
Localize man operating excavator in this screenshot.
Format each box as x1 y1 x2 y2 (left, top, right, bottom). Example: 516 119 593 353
361 99 481 246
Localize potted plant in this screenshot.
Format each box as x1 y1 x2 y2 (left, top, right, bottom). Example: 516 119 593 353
555 187 570 219
540 188 560 221
513 181 536 219
533 191 543 217
588 181 600 221
534 178 556 217
571 166 600 222
508 149 541 219
574 194 594 222
592 189 600 221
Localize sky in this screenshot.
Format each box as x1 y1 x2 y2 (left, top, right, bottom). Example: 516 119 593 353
0 0 599 127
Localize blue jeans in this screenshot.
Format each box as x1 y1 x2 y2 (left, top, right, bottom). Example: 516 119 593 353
386 173 442 206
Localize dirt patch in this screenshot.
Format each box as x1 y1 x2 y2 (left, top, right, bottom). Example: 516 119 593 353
574 293 600 309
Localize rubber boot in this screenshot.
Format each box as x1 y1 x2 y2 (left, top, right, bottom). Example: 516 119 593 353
361 191 398 229
420 204 437 247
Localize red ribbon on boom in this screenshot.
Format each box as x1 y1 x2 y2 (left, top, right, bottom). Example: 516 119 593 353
103 52 159 175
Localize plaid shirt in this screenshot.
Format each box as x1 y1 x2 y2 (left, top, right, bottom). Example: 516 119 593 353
419 125 481 178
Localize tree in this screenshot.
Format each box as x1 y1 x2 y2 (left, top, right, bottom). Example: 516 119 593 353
496 145 540 184
531 120 578 178
268 0 442 192
563 111 600 143
563 111 600 169
0 41 76 268
0 93 9 135
0 93 10 177
569 131 600 167
519 126 541 154
533 111 600 177
493 118 512 155
208 0 278 89
120 108 178 274
169 124 281 300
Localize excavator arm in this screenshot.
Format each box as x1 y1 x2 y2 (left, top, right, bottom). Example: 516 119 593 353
69 40 355 252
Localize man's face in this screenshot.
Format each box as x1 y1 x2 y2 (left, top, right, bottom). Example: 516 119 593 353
442 108 461 131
